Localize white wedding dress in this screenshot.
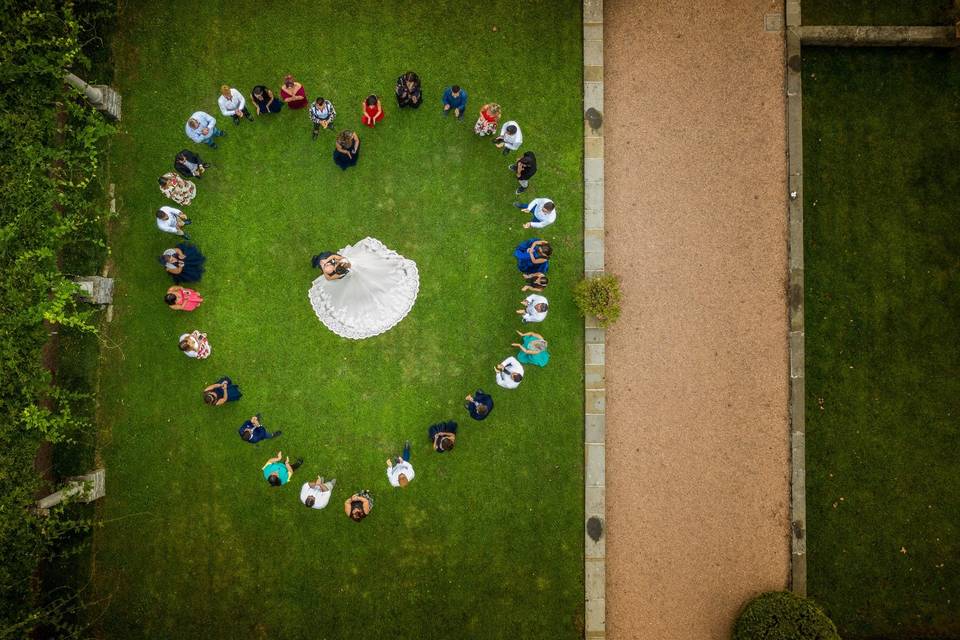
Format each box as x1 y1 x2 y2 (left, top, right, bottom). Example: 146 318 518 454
307 237 420 340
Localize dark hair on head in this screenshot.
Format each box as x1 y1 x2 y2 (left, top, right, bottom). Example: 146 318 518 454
405 71 419 83
156 209 167 219
512 373 523 383
506 125 517 135
157 176 167 186
543 202 555 212
366 95 377 106
268 474 281 487
203 391 217 405
311 255 323 269
476 403 488 415
350 507 364 521
164 293 177 305
537 303 549 313
242 430 253 441
539 243 553 258
253 86 264 96
179 339 192 352
305 495 316 508
439 436 455 452
315 96 325 105
452 85 460 93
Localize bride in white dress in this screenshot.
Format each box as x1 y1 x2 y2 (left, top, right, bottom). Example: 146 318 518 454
307 237 419 340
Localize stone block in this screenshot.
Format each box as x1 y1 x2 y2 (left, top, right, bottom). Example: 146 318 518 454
585 327 605 345
585 181 604 213
585 135 604 159
585 558 605 598
584 251 604 272
585 443 605 487
789 331 804 379
585 596 606 634
585 413 605 444
584 23 603 42
586 343 605 366
585 364 605 389
584 157 604 183
584 229 604 254
584 81 604 112
584 65 603 82
584 39 603 66
586 388 606 414
585 483 605 517
584 315 601 329
73 276 114 305
584 207 604 229
583 0 603 23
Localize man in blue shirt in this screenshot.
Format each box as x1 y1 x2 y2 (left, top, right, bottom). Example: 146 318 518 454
442 85 468 120
239 414 281 444
185 111 226 148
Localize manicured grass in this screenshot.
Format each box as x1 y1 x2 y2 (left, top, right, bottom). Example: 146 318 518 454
92 2 584 638
803 47 960 639
802 0 956 26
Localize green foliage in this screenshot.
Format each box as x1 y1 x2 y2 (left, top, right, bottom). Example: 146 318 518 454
572 273 623 327
733 592 840 640
0 0 114 632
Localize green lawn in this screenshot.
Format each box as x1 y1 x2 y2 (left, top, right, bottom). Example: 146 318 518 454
91 2 584 638
802 0 956 26
803 47 960 639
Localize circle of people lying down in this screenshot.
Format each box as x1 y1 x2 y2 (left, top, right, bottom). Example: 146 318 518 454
157 73 558 521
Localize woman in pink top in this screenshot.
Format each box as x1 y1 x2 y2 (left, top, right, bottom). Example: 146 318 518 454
165 286 204 311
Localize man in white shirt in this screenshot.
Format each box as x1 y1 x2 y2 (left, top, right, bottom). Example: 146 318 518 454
300 476 336 509
386 441 414 488
494 121 523 155
495 356 525 389
217 85 252 125
156 206 190 237
514 198 557 229
185 111 225 148
517 294 548 323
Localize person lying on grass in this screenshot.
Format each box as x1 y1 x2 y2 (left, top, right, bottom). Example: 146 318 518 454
202 376 239 405
262 451 302 487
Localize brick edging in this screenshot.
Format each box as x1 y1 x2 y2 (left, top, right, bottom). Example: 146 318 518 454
785 0 808 596
583 0 606 638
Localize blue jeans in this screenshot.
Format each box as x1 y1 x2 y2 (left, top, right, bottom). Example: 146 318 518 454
201 128 224 146
401 442 410 462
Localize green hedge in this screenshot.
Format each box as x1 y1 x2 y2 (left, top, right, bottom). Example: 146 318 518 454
733 591 840 640
0 0 114 634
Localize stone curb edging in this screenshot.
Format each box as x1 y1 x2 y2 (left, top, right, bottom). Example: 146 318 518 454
583 0 605 638
785 0 808 597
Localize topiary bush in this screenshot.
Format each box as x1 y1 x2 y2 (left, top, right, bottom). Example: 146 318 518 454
733 591 840 640
572 274 622 328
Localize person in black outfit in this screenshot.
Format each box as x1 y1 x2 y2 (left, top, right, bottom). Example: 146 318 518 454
464 390 494 421
395 71 422 108
174 149 210 179
509 151 537 194
428 421 458 452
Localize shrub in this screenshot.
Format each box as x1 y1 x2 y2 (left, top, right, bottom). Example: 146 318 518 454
733 591 840 640
572 274 623 327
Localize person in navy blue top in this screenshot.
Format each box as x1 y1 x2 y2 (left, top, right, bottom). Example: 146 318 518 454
238 415 281 443
429 421 458 452
442 85 467 120
464 390 494 421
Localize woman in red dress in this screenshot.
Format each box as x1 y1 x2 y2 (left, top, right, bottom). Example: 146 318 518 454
280 74 308 109
361 95 384 128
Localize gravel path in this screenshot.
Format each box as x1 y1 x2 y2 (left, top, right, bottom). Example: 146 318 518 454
603 1 791 638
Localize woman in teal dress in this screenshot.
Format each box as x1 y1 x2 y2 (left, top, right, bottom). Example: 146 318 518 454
512 331 550 367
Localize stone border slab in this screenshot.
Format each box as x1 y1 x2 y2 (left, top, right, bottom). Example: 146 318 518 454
583 1 605 638
785 0 807 596
799 24 959 46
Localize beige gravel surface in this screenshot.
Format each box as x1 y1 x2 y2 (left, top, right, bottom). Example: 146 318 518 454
603 1 791 638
